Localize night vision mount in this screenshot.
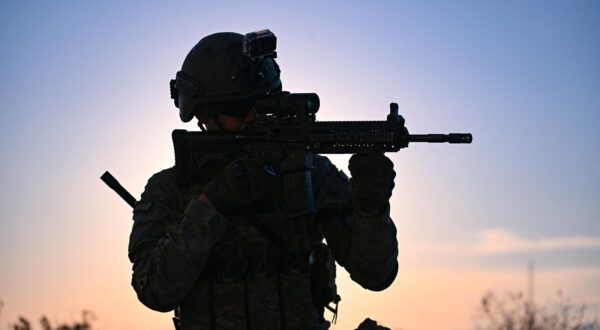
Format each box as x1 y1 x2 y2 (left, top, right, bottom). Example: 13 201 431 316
243 29 277 60
242 30 318 122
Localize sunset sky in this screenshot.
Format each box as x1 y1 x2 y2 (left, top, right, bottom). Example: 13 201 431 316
1 1 599 330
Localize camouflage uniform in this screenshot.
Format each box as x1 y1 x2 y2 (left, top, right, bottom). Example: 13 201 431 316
128 154 398 329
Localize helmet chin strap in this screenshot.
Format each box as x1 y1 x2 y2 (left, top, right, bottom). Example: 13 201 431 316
196 106 226 131
207 115 225 131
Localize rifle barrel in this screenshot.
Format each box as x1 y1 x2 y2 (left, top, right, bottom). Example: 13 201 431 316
409 133 472 144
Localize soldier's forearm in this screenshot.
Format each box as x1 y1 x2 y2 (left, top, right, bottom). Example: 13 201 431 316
131 199 229 311
347 205 399 291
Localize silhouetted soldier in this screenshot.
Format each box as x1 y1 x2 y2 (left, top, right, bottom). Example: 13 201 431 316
128 30 398 330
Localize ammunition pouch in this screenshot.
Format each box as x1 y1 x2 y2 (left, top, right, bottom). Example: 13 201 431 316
175 241 336 329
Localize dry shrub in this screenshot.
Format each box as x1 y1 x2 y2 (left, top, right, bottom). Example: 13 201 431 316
477 290 599 330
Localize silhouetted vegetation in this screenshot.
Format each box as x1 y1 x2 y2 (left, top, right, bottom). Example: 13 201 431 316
8 310 94 330
476 290 599 330
3 290 598 330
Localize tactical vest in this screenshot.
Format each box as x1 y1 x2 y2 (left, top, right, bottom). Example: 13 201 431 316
175 157 339 330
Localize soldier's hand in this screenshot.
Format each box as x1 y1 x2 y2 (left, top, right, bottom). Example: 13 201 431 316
202 156 267 213
348 153 396 214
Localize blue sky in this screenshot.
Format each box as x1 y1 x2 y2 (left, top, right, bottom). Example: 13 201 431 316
1 1 599 329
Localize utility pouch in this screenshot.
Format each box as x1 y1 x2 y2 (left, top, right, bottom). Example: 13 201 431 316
246 276 282 329
211 245 248 329
280 272 313 330
213 281 247 330
179 279 212 330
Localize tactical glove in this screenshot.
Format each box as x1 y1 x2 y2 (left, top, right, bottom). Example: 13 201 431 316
202 156 267 214
348 153 396 214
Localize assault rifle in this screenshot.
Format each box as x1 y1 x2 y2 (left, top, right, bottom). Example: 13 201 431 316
102 95 471 330
172 93 472 218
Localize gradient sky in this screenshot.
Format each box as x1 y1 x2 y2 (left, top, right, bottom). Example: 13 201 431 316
1 1 599 329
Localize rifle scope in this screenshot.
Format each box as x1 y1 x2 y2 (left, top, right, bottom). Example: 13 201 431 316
254 92 320 117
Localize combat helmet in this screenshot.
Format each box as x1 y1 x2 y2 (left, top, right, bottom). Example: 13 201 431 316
170 30 282 122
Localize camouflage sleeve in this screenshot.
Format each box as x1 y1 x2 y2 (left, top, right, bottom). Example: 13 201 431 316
128 168 228 312
313 156 399 291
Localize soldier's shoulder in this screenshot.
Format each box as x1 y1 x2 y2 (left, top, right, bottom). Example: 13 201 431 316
313 154 348 180
141 167 182 202
313 154 336 172
147 167 178 186
312 154 350 201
